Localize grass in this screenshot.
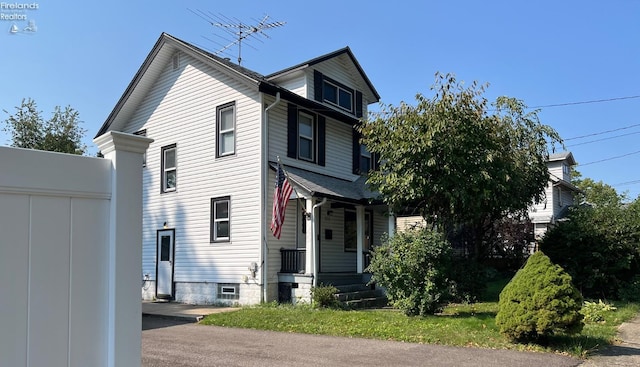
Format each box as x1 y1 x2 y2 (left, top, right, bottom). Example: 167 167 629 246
200 279 639 358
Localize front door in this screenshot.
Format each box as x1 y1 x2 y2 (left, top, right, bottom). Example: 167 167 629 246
156 229 175 299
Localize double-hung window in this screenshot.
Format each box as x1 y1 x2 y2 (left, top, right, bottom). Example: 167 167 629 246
161 144 176 192
323 79 353 112
298 111 315 161
217 102 236 157
359 144 372 173
211 196 230 242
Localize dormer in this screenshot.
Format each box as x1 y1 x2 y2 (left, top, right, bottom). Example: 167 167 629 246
547 152 576 183
266 47 380 119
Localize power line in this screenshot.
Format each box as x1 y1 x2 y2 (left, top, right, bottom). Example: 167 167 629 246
566 130 640 147
529 95 640 109
580 150 640 166
612 180 640 187
564 123 640 141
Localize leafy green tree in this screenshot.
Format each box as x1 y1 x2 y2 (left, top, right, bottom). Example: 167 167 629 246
367 226 453 316
360 73 561 260
496 251 583 342
540 172 640 299
3 98 86 155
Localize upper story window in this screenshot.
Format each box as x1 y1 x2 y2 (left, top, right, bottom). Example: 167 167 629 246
287 103 326 166
359 144 372 173
211 196 230 242
298 111 315 161
562 163 570 176
161 144 176 193
217 102 236 157
323 79 354 113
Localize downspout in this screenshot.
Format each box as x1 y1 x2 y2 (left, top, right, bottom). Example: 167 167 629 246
262 92 281 303
311 197 327 287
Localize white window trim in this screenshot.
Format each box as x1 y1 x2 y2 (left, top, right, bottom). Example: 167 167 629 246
211 197 230 242
323 79 353 112
162 145 176 193
217 102 236 157
298 111 315 162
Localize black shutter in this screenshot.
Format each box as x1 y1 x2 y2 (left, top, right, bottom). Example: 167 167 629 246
287 103 298 159
314 70 323 102
317 115 326 166
352 128 360 174
355 91 363 118
372 152 380 171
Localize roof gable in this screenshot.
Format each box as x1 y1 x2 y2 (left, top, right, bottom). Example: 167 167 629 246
95 33 266 138
265 47 380 103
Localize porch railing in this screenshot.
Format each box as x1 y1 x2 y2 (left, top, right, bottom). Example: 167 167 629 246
280 248 306 273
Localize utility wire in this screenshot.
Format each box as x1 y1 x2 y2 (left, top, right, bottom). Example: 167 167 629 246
564 123 640 141
528 95 640 109
566 130 640 147
580 150 640 166
613 180 640 187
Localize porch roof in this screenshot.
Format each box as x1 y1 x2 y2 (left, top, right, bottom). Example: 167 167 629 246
271 163 381 204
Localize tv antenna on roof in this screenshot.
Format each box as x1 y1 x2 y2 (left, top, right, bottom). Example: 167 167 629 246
189 10 286 66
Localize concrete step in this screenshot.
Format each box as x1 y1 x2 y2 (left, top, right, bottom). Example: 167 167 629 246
344 296 388 309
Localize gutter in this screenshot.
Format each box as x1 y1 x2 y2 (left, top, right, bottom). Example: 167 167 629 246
261 92 281 303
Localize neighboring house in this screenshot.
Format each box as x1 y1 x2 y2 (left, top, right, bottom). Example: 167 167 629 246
528 151 579 240
95 33 394 305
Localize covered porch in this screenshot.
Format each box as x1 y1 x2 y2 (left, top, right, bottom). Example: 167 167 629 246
270 164 394 304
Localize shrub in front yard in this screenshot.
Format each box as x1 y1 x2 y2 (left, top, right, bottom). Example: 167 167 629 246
368 226 452 316
310 284 341 309
496 251 583 342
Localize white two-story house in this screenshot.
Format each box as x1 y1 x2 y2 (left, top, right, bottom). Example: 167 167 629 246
95 33 393 305
529 151 579 240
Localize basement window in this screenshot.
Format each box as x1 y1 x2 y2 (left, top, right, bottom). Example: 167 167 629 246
217 283 239 300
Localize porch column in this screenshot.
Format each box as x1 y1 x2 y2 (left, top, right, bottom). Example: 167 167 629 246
388 209 396 239
305 197 314 277
356 205 365 273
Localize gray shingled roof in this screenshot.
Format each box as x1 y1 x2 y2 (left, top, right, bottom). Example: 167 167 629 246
271 163 379 204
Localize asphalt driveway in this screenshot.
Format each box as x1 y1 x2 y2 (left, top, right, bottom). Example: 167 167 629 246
142 316 581 367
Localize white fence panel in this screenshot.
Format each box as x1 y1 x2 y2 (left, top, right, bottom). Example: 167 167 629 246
0 132 151 367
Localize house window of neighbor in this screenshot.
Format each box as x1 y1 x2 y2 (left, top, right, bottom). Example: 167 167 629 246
211 197 230 242
323 79 353 112
217 283 239 300
217 102 235 157
161 144 176 192
344 210 372 252
298 111 314 161
563 163 570 176
360 144 372 173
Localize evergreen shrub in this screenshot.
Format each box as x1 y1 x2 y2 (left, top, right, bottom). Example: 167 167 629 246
496 251 583 341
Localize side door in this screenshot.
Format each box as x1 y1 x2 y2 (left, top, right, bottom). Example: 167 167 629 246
156 229 175 299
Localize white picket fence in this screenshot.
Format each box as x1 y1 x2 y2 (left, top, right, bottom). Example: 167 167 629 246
0 132 152 367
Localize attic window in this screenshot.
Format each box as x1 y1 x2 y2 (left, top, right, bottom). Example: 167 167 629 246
172 53 180 71
323 79 353 112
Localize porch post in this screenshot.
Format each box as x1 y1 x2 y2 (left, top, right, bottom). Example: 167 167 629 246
356 205 365 273
305 198 314 277
388 209 396 239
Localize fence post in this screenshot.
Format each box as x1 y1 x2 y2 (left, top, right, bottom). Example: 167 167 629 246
95 131 153 367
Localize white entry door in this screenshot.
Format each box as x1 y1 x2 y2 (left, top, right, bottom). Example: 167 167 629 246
156 229 174 299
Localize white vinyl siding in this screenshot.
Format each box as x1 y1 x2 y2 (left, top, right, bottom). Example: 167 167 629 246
123 52 263 285
266 95 356 181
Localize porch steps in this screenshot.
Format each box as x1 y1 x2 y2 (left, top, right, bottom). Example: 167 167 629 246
334 283 388 309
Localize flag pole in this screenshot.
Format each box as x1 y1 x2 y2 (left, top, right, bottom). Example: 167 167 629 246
276 156 308 215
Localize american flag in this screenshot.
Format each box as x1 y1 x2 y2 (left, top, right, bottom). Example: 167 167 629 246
271 163 293 239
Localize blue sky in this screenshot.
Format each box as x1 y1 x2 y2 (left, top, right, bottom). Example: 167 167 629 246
2 1 639 199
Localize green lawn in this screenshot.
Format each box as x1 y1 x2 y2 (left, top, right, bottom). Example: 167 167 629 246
201 300 639 358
